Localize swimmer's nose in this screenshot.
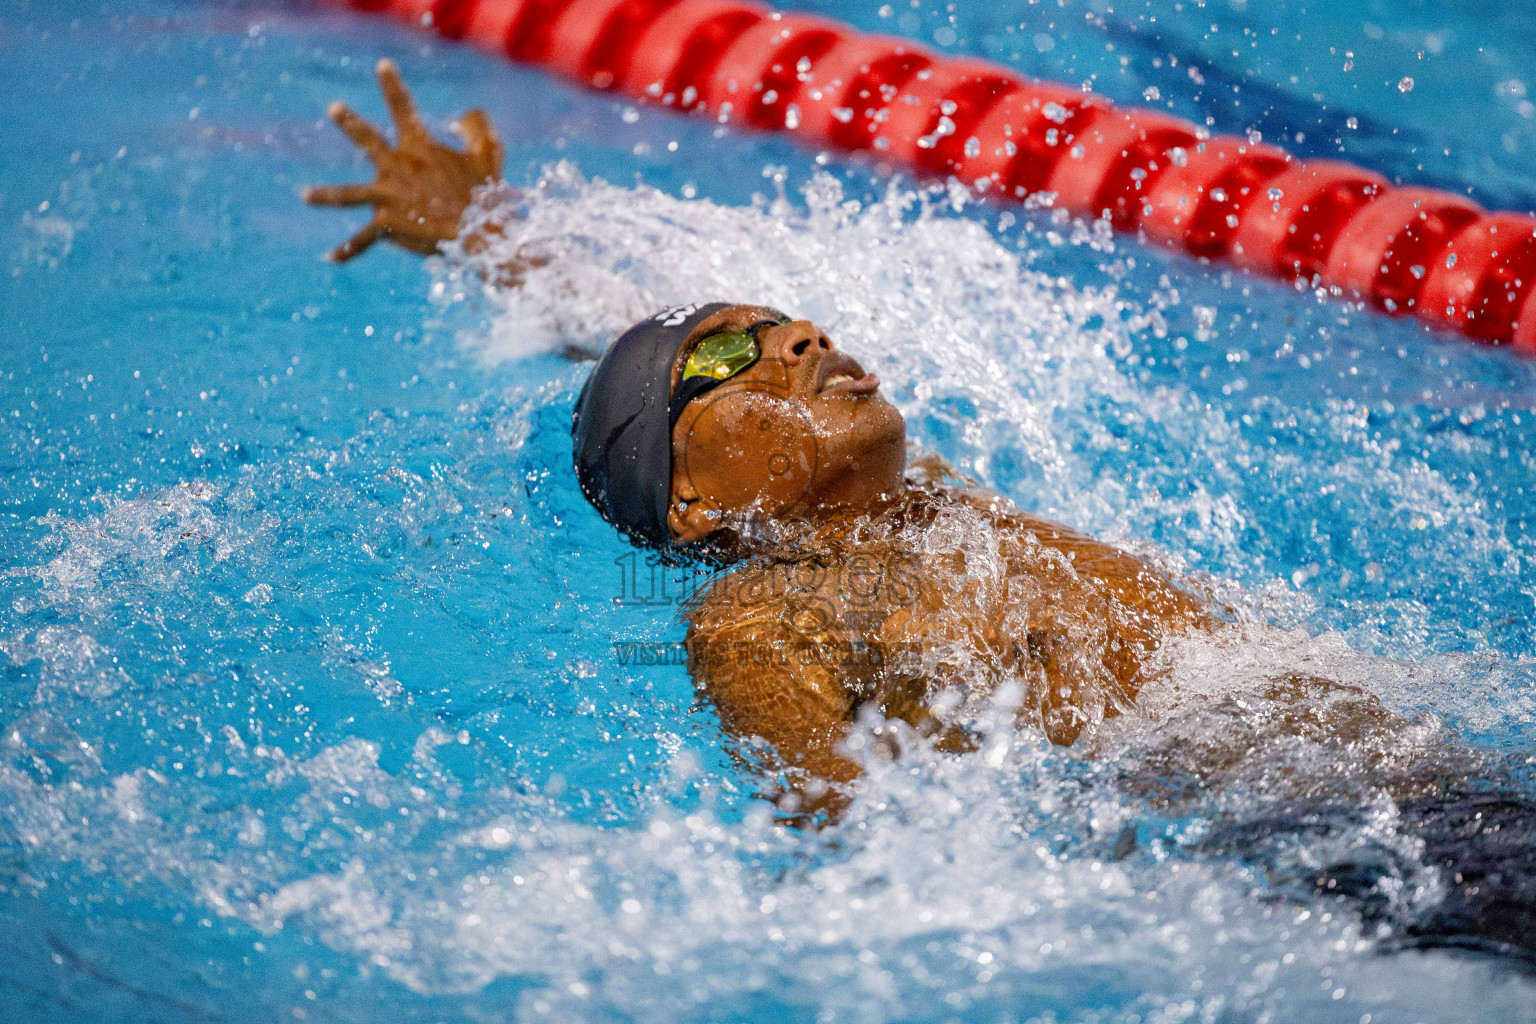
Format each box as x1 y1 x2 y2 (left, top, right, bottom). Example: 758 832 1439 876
763 319 834 374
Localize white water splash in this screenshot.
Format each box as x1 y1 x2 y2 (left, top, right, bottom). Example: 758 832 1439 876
2 169 1533 1023
436 167 1521 618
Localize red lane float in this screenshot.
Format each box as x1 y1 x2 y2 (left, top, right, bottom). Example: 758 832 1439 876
322 0 1536 354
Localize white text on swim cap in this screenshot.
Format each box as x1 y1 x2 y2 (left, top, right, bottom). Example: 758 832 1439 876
656 304 701 327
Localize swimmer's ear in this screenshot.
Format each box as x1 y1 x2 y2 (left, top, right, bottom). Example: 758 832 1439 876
667 492 718 545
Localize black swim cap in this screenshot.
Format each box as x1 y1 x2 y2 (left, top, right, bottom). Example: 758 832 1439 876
571 302 731 550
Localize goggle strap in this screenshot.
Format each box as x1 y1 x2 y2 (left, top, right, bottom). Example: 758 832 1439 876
668 373 724 430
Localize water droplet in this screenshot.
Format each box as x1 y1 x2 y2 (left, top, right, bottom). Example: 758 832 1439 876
1210 187 1228 203
1346 116 1358 129
1143 86 1161 102
1409 264 1426 279
1398 76 1415 93
964 136 981 158
1268 187 1284 201
1446 252 1458 268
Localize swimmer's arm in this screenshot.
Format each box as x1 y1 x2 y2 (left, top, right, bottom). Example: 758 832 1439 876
996 514 1215 727
949 487 1212 635
304 59 525 273
1016 515 1213 632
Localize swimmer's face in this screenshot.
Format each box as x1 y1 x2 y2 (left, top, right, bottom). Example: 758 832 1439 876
667 304 907 543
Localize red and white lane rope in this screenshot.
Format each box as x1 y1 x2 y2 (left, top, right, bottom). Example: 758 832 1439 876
326 0 1536 353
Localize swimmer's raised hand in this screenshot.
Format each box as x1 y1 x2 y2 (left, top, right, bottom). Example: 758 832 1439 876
303 59 503 262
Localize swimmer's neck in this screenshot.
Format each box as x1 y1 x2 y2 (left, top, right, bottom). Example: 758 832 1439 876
709 484 993 562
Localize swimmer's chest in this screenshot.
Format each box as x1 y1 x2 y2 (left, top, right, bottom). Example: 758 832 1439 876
697 545 1026 666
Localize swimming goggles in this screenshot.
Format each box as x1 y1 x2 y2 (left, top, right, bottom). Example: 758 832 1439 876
668 317 791 427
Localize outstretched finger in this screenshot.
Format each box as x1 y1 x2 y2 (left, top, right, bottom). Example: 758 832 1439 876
453 109 505 180
376 59 429 146
328 101 390 162
328 222 384 262
303 182 378 207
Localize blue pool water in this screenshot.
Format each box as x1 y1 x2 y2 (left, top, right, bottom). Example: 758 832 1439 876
4 0 1536 1020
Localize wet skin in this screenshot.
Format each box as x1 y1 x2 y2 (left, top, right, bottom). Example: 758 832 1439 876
667 306 1214 815
306 69 1216 816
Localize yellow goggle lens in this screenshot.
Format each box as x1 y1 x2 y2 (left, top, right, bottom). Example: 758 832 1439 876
682 331 760 382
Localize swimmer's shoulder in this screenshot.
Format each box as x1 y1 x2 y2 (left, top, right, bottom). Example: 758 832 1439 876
909 482 1214 632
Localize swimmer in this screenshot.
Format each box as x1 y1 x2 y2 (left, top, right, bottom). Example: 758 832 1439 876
306 64 1536 960
305 60 1213 805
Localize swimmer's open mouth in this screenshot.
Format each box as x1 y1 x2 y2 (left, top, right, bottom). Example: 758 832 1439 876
818 352 879 395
